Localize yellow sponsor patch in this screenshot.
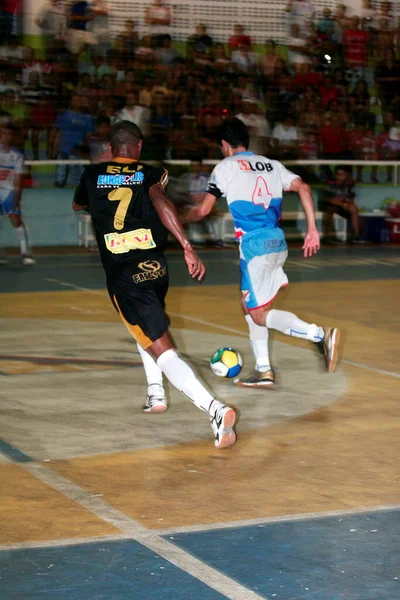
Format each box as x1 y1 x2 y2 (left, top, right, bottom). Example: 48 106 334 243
104 228 156 254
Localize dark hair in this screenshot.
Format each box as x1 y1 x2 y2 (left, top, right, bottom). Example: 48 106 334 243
216 117 249 148
110 120 143 149
334 165 351 175
96 115 111 127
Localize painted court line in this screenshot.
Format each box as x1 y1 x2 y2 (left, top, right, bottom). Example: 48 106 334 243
6 461 264 600
45 277 400 379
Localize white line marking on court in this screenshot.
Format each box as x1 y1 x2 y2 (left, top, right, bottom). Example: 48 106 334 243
12 461 264 600
45 277 400 379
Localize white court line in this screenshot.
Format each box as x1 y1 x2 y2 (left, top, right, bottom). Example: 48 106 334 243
45 277 400 379
11 461 264 600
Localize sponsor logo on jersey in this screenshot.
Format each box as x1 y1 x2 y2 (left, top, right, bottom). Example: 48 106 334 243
97 172 144 187
132 259 167 283
104 228 155 254
238 160 273 173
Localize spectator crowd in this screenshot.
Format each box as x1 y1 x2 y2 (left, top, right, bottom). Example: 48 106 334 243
1 0 400 185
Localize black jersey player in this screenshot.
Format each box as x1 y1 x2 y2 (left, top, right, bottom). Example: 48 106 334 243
73 121 236 449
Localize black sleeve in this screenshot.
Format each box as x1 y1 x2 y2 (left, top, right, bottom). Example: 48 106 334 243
206 181 223 199
145 166 169 192
73 172 89 207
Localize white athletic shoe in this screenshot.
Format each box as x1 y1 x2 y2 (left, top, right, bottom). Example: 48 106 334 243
210 403 237 449
22 255 36 266
143 384 168 413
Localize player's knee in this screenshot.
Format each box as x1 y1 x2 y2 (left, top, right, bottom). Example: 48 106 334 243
251 309 269 327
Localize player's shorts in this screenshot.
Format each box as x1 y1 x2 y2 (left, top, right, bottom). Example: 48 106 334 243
0 190 20 216
107 254 169 350
239 227 288 310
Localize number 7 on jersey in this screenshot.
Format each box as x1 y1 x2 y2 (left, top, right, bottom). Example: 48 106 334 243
108 187 133 230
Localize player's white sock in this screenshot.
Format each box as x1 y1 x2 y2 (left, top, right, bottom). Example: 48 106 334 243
15 224 29 256
245 314 271 372
137 343 164 395
266 309 324 343
157 349 218 415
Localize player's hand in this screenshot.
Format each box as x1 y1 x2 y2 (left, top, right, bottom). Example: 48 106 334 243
302 228 320 257
184 247 206 281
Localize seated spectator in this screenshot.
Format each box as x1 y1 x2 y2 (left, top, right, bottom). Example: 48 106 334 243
376 115 400 182
157 35 181 66
0 35 25 66
0 65 21 95
259 39 282 79
348 80 375 128
49 94 93 187
348 123 378 181
21 47 51 87
134 35 157 67
319 75 340 107
319 112 349 159
115 91 151 137
298 99 321 135
187 24 213 59
231 43 258 74
228 24 252 54
235 97 269 155
375 48 400 112
272 113 299 159
322 166 364 242
168 115 203 160
299 132 319 159
87 115 112 162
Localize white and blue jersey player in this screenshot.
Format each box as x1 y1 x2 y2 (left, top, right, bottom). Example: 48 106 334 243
0 124 35 265
184 118 340 387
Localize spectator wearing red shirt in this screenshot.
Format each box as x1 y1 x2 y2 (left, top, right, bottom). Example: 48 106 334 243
342 16 369 70
228 25 252 54
319 76 339 107
320 112 350 159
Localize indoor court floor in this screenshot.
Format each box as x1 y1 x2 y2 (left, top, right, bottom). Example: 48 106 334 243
0 244 399 600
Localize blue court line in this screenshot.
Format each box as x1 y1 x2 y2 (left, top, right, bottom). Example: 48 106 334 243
0 440 34 463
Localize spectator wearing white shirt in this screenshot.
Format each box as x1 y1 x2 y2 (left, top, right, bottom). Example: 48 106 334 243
272 113 299 159
236 98 269 155
285 0 315 37
116 91 151 138
35 0 66 51
231 44 258 74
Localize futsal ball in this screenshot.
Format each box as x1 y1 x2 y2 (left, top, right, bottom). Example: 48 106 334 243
210 347 243 378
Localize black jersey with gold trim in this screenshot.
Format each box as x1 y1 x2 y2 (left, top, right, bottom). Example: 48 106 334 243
74 160 169 275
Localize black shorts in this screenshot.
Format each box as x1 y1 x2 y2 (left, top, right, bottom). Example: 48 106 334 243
107 254 169 349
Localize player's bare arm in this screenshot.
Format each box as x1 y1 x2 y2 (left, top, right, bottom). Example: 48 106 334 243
182 192 217 224
150 183 206 281
288 177 320 257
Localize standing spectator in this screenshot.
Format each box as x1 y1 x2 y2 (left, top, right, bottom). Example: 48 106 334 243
0 0 23 38
333 3 351 46
372 17 394 64
231 43 258 74
117 20 139 60
35 0 66 52
285 0 315 37
89 0 110 57
0 35 25 66
67 0 95 55
50 94 93 187
374 0 394 31
145 0 171 48
342 16 369 85
157 34 180 66
361 0 376 31
228 25 252 54
287 23 312 74
272 113 299 159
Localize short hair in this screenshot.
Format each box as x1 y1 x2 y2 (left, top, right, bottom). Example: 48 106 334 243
110 120 143 150
216 118 249 149
96 115 111 127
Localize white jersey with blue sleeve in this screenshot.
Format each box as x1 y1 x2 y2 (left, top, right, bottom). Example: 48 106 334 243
206 151 300 309
0 145 24 215
206 151 299 239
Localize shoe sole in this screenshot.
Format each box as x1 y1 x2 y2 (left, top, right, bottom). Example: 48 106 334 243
215 409 237 449
234 380 275 389
143 404 168 414
327 328 340 373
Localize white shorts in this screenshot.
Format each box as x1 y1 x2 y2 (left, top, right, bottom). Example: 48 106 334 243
239 227 288 310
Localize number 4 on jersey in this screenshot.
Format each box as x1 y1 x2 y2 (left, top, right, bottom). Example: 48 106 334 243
252 176 272 210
